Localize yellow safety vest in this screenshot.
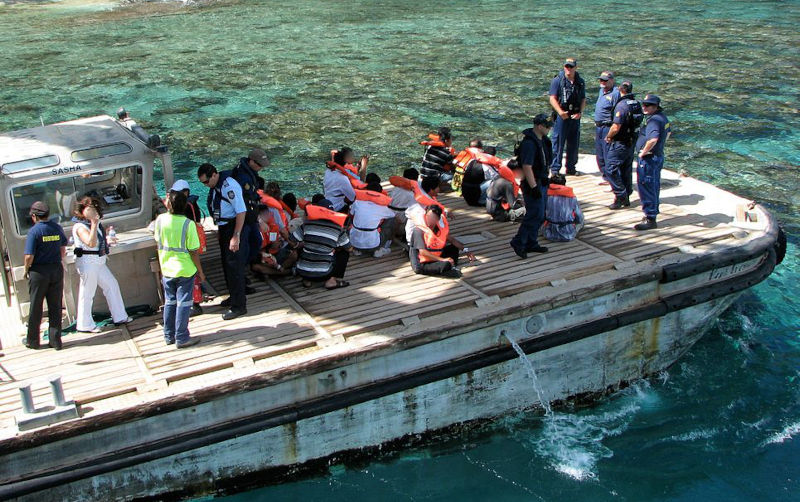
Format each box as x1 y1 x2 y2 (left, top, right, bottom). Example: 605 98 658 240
154 214 199 278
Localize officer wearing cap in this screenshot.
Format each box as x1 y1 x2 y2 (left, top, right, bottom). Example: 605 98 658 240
23 201 68 350
510 113 553 259
605 81 643 209
634 94 672 231
197 163 249 320
594 71 620 182
233 148 270 264
548 58 586 176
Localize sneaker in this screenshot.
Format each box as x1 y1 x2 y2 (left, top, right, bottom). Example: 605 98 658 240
176 337 201 349
189 304 204 317
222 308 247 321
351 249 363 257
165 338 175 345
442 268 462 278
78 327 102 334
634 217 658 231
114 316 133 327
373 247 392 258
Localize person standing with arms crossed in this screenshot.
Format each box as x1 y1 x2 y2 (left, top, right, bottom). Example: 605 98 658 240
549 57 586 176
510 113 553 259
594 71 619 183
197 163 249 320
634 94 672 231
154 190 205 348
23 201 67 350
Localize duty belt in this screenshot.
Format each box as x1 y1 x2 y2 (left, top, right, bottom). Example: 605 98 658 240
595 121 612 127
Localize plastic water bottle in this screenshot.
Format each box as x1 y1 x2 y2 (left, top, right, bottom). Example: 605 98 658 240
107 226 118 246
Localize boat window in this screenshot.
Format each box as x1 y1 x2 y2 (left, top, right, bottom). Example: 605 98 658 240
10 165 142 235
70 142 132 162
1 155 60 174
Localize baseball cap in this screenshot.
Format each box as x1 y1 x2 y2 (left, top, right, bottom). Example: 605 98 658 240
316 198 334 210
248 148 270 167
642 94 661 106
533 113 554 128
170 179 190 192
29 201 49 217
598 71 614 81
564 58 577 67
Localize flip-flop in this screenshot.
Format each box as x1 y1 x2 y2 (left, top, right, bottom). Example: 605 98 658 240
325 279 350 290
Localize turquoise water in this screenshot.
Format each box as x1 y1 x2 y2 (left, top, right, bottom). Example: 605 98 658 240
1 0 798 500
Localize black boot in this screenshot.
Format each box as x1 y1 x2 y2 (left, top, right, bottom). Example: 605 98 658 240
634 217 658 231
48 328 62 351
608 196 625 210
621 195 631 207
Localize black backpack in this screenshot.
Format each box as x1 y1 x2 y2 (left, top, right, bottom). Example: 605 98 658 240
618 99 644 142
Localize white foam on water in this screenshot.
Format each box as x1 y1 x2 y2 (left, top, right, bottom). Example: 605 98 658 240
762 421 800 446
667 427 720 443
504 332 650 482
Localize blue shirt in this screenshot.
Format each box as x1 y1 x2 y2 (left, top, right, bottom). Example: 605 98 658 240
211 176 247 224
548 71 586 113
24 220 67 265
594 86 620 123
636 111 671 157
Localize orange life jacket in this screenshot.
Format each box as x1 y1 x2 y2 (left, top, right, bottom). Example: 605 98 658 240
279 200 296 220
409 209 450 263
420 133 456 154
326 159 367 190
305 204 347 228
257 191 289 250
547 184 575 198
453 147 483 169
354 189 392 206
389 175 416 191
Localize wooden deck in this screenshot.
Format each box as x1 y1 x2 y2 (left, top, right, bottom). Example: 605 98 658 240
0 157 747 436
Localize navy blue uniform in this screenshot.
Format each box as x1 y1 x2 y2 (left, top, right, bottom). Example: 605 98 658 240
594 86 620 178
606 95 642 197
511 128 551 251
232 157 264 264
636 111 671 218
549 71 585 174
24 220 67 348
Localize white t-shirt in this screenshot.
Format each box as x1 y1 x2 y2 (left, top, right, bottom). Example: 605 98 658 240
404 203 425 243
349 200 396 250
323 169 356 211
389 187 416 214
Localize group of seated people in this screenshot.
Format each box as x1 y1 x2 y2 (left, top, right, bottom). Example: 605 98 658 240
192 128 585 295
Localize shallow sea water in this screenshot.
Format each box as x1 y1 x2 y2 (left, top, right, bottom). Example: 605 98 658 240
0 0 798 500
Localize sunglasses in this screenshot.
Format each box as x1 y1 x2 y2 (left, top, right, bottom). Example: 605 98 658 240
199 174 215 185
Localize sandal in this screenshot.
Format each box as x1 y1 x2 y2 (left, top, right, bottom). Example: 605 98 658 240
325 279 350 290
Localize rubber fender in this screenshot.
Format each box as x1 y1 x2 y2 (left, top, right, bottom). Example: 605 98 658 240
775 226 787 266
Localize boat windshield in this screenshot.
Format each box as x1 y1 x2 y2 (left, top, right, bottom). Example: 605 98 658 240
10 165 143 235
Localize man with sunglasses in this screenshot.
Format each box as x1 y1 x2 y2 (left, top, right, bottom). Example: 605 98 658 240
197 163 249 320
548 58 586 177
634 95 671 231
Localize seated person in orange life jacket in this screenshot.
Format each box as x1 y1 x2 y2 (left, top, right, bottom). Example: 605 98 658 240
543 173 585 242
419 127 457 191
408 204 474 279
403 175 447 244
486 158 527 222
251 185 298 277
289 198 352 290
459 141 504 207
349 180 397 258
324 148 369 212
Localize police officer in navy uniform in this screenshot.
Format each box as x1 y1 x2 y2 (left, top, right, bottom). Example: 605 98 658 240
23 201 68 350
233 148 269 264
634 94 671 231
548 57 586 176
605 81 643 209
510 113 553 259
594 71 620 183
197 163 249 320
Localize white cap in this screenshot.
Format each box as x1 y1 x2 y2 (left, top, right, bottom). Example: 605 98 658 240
170 179 190 192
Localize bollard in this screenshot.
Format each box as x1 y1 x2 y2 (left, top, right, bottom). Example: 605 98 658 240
18 383 34 414
49 376 67 407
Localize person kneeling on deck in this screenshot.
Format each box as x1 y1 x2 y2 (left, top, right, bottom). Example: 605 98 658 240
290 199 352 290
154 190 205 348
197 163 249 321
543 174 584 242
510 113 553 259
350 181 397 258
409 204 472 278
486 158 525 222
252 189 298 277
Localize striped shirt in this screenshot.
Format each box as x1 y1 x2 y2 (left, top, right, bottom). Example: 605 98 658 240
292 219 350 279
420 145 454 179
